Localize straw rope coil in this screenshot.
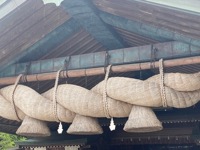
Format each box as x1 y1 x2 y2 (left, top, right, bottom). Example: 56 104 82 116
147 72 200 92
0 84 75 122
0 65 200 136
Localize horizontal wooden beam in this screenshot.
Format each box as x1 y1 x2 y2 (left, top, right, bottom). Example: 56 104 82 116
0 123 19 134
1 41 199 78
17 138 87 147
1 55 200 85
100 107 200 126
109 127 196 145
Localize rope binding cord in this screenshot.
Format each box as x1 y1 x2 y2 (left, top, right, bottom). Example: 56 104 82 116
103 65 112 118
103 65 116 131
53 70 63 134
11 74 23 122
159 59 167 107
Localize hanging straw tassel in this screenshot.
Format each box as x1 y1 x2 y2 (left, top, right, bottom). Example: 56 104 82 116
12 75 51 137
16 116 51 137
67 114 103 135
124 106 162 132
124 58 165 132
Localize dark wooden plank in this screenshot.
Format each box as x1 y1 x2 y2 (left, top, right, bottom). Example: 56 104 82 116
0 0 43 36
115 27 158 43
110 128 194 139
94 0 200 38
41 30 92 59
0 3 57 49
62 0 124 50
40 29 106 59
0 6 70 63
2 41 200 78
107 0 200 24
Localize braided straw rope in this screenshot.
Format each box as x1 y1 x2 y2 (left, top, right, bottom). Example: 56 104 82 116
2 63 200 136
103 65 112 118
11 74 23 121
159 59 167 107
53 70 62 122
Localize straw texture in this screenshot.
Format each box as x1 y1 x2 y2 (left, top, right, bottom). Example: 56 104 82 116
43 84 132 118
124 106 163 132
93 77 200 108
165 87 200 108
0 94 25 121
0 70 200 136
67 114 103 135
16 116 50 137
147 72 200 91
0 85 75 122
93 77 162 107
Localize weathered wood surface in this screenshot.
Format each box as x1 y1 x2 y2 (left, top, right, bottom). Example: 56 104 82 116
0 0 70 69
1 55 200 85
94 0 200 38
1 41 200 77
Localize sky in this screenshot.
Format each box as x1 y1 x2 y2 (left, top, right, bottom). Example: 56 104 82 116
0 0 64 19
144 0 200 13
43 0 64 6
43 0 200 13
0 0 199 20
0 0 7 5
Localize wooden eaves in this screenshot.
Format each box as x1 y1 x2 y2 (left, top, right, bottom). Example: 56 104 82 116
0 41 200 85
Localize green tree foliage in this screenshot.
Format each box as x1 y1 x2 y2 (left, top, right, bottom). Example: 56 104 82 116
0 132 26 150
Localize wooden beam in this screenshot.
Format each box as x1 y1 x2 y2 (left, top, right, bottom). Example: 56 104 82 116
17 138 87 148
0 55 200 85
0 123 19 134
1 41 199 77
109 127 196 145
61 0 124 50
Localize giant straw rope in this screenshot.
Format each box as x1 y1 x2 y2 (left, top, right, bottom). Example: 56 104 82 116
0 61 200 136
